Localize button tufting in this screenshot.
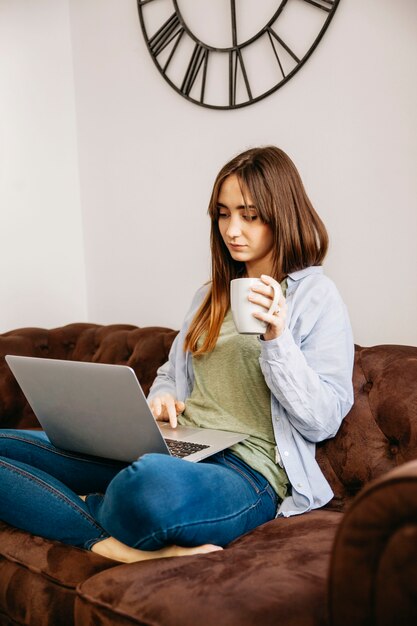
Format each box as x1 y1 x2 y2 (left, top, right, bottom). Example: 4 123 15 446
347 480 362 496
363 381 373 393
390 445 399 455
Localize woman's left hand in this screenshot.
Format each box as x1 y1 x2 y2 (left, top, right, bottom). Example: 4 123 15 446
248 274 287 341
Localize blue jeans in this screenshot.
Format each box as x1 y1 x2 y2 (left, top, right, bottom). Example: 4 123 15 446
0 430 278 551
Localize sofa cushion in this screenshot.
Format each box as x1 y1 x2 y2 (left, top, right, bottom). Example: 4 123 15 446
0 521 118 626
75 510 342 626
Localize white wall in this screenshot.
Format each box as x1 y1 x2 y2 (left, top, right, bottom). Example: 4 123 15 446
0 0 87 331
1 0 416 346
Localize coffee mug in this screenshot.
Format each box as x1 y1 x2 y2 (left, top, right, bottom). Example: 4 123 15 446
230 277 281 335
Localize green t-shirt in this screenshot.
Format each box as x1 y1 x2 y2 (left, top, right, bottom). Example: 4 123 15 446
180 292 289 500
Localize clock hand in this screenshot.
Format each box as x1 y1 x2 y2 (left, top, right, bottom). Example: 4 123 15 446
230 0 237 47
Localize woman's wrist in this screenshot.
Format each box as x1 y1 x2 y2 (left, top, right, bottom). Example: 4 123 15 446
260 325 286 342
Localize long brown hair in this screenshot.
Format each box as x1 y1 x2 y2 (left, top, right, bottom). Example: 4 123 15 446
184 146 329 355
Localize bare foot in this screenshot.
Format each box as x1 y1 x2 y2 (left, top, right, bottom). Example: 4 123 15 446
79 495 222 562
91 536 223 563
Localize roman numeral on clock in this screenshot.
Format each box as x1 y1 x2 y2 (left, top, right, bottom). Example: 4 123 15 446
148 13 184 60
267 27 300 78
181 44 209 102
229 49 252 107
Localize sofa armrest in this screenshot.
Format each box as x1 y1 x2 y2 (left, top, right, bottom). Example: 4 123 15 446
328 460 417 626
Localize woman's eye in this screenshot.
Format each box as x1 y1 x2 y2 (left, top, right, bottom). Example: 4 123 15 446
218 213 229 219
243 215 258 222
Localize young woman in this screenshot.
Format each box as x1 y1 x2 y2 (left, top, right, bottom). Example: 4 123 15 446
0 146 354 563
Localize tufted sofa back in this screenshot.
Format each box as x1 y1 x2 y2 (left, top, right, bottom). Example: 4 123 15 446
317 344 417 509
0 324 177 429
0 323 416 511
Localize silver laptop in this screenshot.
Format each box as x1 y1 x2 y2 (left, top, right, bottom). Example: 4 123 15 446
6 355 247 463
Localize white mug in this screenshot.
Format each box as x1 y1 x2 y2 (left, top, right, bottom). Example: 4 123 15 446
230 277 281 335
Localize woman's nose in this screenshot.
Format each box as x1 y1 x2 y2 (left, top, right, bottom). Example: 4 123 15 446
226 216 242 239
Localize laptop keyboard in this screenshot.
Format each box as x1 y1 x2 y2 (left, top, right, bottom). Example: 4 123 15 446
165 439 210 458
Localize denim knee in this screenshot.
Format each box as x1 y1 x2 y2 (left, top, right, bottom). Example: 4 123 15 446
90 453 183 547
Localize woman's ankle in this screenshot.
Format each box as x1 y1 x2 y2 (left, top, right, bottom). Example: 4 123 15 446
91 536 137 562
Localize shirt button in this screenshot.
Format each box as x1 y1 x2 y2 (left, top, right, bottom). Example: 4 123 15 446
297 483 303 489
283 451 289 457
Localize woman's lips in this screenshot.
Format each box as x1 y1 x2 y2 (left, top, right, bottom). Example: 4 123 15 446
229 243 247 249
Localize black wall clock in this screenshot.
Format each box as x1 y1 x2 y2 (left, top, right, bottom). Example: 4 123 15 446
137 0 340 110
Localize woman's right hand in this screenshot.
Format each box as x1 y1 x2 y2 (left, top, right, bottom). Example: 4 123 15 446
148 394 185 429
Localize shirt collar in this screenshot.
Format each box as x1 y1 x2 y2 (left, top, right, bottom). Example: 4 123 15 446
287 266 324 283
288 265 323 291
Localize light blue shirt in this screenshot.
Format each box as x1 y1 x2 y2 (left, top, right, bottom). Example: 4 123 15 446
148 267 354 517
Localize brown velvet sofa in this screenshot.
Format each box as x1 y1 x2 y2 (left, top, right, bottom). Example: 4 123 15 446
0 322 416 626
